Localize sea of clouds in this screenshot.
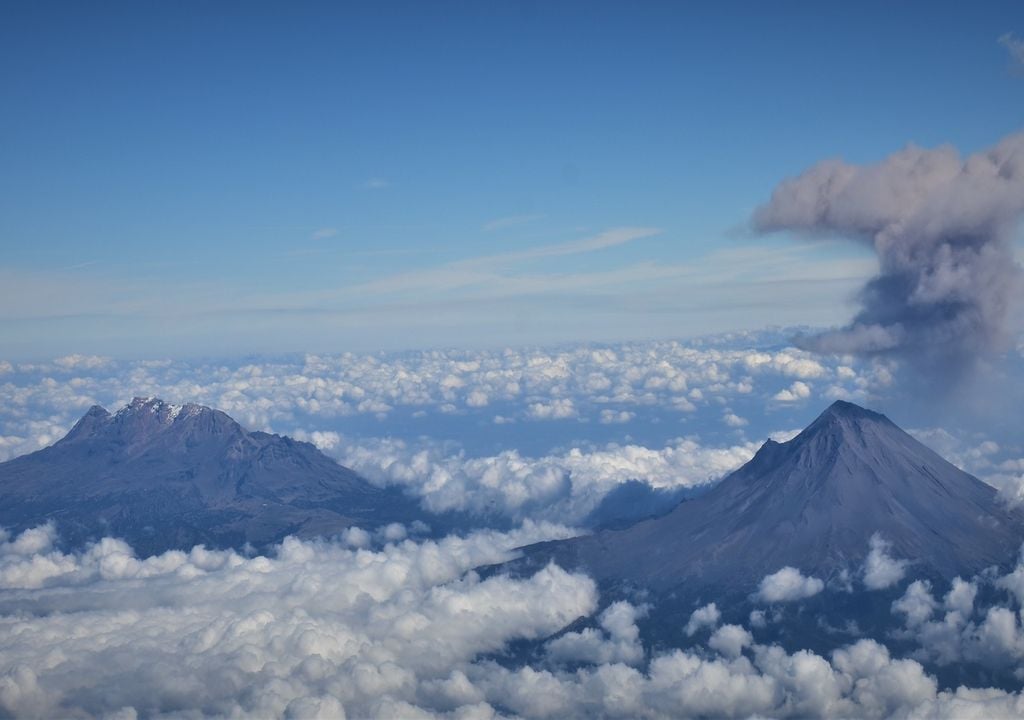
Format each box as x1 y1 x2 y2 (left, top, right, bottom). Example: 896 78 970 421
5 521 1024 718
1 330 1021 524
5 331 1024 717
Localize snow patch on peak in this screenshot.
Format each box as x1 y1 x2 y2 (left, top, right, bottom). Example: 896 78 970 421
116 397 207 424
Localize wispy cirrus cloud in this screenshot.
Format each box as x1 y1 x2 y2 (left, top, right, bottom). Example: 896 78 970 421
482 214 546 232
1000 33 1024 69
0 225 876 356
310 227 340 240
326 226 661 297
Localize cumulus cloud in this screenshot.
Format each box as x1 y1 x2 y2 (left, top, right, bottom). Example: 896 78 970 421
755 131 1024 379
527 398 577 420
708 624 753 659
773 381 811 403
893 580 939 628
460 636 1022 719
756 567 825 602
0 418 70 462
599 409 635 424
723 411 748 428
5 524 1024 718
53 354 112 371
545 601 646 666
0 333 877 436
0 523 592 718
884 559 1024 671
863 533 909 590
684 602 721 636
325 435 759 525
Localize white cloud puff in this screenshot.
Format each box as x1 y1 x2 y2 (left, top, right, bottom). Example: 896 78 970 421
527 398 577 420
3 525 1024 718
708 624 753 659
545 601 646 666
684 602 721 636
863 533 908 590
773 381 812 403
599 409 635 424
756 567 825 602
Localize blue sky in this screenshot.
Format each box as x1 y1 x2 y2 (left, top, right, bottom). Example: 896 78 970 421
1 1 1023 358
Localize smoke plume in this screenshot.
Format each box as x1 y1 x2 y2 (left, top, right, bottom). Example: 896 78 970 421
754 131 1024 379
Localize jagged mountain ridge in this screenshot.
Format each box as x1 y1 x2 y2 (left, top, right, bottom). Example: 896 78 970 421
518 400 1024 593
0 397 425 555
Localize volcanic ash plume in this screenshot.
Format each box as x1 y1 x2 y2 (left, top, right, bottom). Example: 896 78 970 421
754 131 1024 378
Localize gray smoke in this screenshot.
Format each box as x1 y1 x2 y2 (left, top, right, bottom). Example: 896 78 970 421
754 131 1024 378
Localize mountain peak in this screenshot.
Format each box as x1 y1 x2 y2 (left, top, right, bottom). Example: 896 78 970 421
2 397 426 555
116 396 207 422
823 398 874 415
793 399 896 445
64 404 112 441
517 400 1024 595
58 397 236 447
813 399 892 426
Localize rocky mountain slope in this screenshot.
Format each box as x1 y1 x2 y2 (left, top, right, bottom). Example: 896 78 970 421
519 401 1024 594
0 397 425 555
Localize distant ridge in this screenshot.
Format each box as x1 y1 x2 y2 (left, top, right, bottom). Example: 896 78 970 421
516 400 1024 593
0 397 425 555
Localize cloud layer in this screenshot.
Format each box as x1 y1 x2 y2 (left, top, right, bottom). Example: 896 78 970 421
0 332 907 529
5 526 1024 718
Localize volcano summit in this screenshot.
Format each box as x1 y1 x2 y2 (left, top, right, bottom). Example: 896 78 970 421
517 401 1024 597
0 397 425 555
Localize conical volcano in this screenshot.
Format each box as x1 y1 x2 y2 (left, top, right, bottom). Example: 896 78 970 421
524 400 1024 593
0 398 425 555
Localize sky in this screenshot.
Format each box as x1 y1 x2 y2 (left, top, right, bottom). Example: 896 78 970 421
9 7 1024 716
1 1 1023 358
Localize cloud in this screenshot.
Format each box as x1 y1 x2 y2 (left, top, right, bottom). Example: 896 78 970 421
0 334 897 526
527 398 577 420
684 602 720 635
885 557 1024 670
6 524 1024 718
504 227 659 262
545 601 646 666
756 566 825 602
893 580 939 628
328 434 759 524
999 33 1024 68
364 177 390 189
0 419 73 462
773 380 811 403
475 635 1013 719
708 624 753 659
53 354 112 371
482 214 546 232
599 409 635 424
338 227 663 299
723 411 748 427
0 523 593 718
755 131 1024 380
310 227 340 240
0 236 877 355
863 533 908 590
